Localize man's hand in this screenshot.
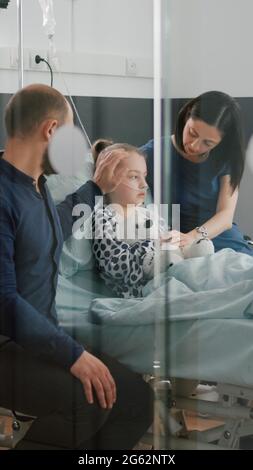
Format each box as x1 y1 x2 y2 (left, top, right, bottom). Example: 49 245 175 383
93 150 128 194
70 351 117 409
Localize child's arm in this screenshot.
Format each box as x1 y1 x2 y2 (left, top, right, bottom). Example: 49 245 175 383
92 207 155 289
141 212 183 279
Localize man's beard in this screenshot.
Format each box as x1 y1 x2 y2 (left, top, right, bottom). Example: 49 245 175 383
42 148 57 175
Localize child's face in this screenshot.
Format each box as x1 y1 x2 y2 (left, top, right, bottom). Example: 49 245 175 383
109 151 148 206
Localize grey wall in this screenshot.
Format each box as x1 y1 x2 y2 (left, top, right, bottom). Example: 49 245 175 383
2 94 253 147
0 94 153 149
1 93 253 237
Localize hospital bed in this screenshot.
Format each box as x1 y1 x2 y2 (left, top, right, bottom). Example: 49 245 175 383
55 246 253 450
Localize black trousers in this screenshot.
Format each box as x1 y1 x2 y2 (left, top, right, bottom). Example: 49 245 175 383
0 340 153 450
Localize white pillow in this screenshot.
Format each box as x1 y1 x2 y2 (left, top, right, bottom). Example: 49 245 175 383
46 154 95 277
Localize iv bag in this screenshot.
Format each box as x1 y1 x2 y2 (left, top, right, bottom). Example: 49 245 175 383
38 0 56 38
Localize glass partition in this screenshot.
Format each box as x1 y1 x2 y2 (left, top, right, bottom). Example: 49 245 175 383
0 0 157 451
1 0 253 454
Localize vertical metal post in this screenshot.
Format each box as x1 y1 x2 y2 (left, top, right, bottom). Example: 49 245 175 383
153 0 163 451
153 0 162 259
153 0 172 451
17 0 24 89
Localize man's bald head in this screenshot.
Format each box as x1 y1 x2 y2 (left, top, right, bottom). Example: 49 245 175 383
5 84 70 138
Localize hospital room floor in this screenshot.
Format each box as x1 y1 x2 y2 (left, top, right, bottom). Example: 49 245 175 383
0 414 153 450
0 414 12 450
1 413 253 450
0 413 218 450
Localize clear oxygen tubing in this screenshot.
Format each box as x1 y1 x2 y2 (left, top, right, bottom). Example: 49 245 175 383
56 68 92 148
120 182 148 191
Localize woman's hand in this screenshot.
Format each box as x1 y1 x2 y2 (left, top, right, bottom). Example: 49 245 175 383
160 230 181 247
93 150 128 194
160 230 197 248
178 232 198 248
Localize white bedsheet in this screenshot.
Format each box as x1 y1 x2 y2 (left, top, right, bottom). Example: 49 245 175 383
57 249 253 385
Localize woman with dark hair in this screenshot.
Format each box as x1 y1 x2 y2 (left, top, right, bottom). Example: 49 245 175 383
142 91 253 255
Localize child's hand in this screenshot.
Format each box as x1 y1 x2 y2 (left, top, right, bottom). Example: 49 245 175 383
93 150 128 194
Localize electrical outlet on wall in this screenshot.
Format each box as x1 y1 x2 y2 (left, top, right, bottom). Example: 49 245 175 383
126 57 137 76
29 50 47 70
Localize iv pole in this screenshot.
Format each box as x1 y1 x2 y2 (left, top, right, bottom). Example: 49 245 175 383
17 0 24 88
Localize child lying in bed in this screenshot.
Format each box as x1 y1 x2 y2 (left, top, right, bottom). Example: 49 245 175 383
91 139 214 298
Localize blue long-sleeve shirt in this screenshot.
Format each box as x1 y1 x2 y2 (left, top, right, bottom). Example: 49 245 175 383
0 155 102 369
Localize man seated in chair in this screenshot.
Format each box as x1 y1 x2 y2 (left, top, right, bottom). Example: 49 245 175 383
0 84 153 450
